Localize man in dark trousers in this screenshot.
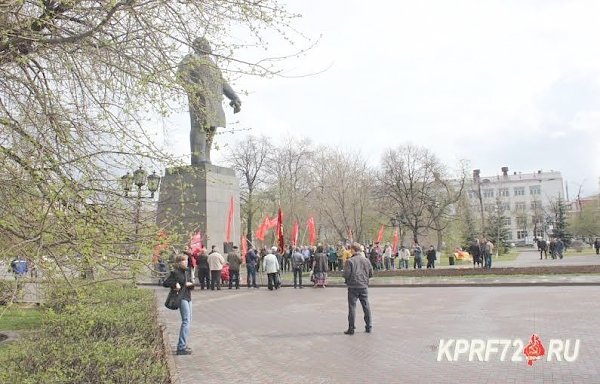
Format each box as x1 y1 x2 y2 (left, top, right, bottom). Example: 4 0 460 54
538 239 548 259
227 246 242 289
343 242 374 335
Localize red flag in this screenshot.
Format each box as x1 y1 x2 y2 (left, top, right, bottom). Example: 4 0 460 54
277 207 284 252
307 216 316 246
376 224 384 244
267 216 278 229
291 221 299 247
226 196 234 242
189 230 203 255
152 230 170 263
256 216 269 241
241 235 248 263
392 229 399 254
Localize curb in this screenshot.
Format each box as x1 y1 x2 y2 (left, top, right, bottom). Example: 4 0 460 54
140 281 600 288
156 300 181 384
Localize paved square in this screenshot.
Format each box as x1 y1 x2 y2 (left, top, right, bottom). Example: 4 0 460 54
156 286 600 383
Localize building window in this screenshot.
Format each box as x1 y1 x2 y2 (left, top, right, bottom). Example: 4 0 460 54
498 188 509 197
500 202 510 211
502 217 511 226
506 232 513 240
516 217 527 227
530 201 541 210
534 229 544 238
468 190 477 199
529 185 541 195
482 189 494 198
484 204 495 212
515 202 526 211
514 187 525 196
517 230 528 239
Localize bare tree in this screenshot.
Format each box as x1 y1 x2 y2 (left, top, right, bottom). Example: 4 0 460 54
308 148 373 243
377 144 466 247
265 136 313 233
224 135 271 246
0 0 306 284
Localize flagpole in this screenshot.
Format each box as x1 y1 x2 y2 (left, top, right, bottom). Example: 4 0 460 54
300 221 308 246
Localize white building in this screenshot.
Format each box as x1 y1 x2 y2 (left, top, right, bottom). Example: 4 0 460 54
467 167 565 244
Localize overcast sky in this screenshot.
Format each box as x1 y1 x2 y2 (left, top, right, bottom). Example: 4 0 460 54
162 0 600 198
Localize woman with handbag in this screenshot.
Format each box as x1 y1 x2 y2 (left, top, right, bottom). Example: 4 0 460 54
163 254 195 355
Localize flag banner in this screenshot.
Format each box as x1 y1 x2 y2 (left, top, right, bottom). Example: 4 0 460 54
226 196 234 242
392 229 399 254
291 221 299 247
266 216 278 229
307 216 316 246
256 216 270 241
277 207 284 252
189 230 204 255
376 224 384 243
152 230 170 263
241 235 248 262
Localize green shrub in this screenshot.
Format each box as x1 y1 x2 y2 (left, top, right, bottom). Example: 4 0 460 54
0 282 170 383
0 280 23 305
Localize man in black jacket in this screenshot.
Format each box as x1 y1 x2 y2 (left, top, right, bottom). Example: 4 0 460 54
343 243 374 335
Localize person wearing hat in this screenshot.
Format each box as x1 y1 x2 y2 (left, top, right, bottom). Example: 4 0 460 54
227 245 242 289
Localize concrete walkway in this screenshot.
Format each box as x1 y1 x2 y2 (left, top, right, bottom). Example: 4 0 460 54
155 285 600 384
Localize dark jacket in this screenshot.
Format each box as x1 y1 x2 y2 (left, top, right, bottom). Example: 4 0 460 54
343 254 373 289
197 253 210 270
227 251 242 271
426 249 437 261
313 253 328 273
246 249 258 267
163 267 193 302
291 252 304 269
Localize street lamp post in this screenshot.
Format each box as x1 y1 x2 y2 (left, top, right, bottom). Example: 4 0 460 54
119 167 160 283
120 166 161 237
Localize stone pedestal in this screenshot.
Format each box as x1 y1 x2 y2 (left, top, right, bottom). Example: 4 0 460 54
156 164 239 253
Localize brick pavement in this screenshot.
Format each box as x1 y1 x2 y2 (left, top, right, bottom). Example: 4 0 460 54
155 285 600 384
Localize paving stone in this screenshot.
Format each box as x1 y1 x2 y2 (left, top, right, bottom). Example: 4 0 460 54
155 285 600 383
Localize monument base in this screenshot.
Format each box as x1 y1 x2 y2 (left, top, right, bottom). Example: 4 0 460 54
156 163 239 254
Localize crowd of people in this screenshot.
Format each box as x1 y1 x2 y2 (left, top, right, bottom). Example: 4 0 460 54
161 240 440 294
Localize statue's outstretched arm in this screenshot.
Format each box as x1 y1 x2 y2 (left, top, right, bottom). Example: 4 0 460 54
223 82 241 113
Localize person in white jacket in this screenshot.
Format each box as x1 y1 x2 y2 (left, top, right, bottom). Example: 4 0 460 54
398 245 410 270
262 249 280 290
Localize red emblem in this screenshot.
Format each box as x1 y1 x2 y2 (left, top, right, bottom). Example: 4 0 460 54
523 334 545 366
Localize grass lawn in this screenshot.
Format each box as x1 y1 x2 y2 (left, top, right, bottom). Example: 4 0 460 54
0 306 43 331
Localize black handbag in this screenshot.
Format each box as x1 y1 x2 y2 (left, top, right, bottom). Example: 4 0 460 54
164 289 181 310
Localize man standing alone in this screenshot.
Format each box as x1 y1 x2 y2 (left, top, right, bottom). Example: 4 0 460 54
291 247 305 288
343 243 373 335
